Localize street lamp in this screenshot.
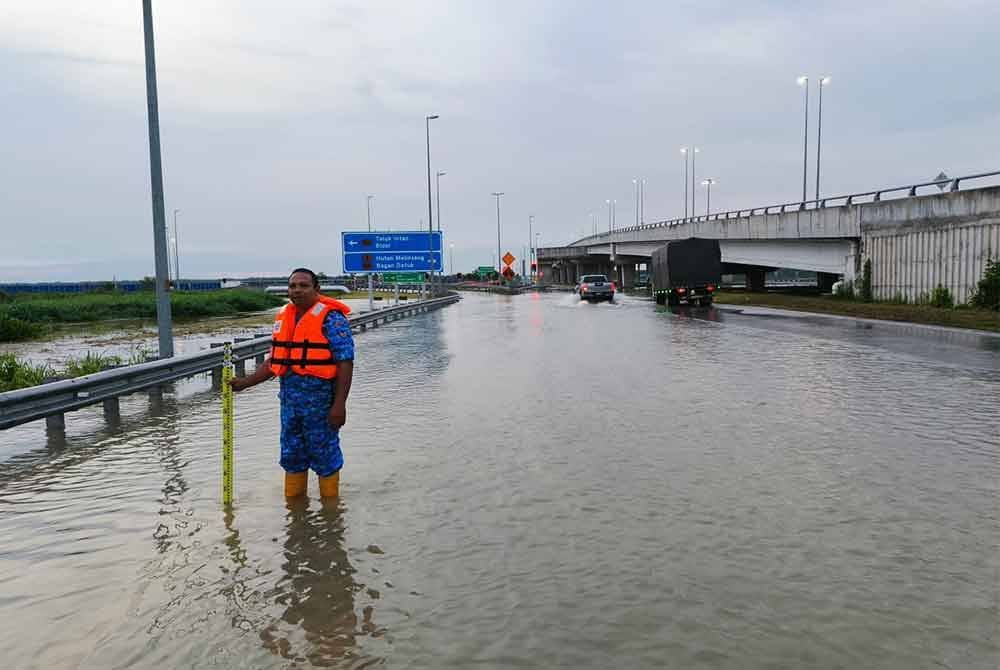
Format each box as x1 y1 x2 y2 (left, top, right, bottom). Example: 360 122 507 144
535 231 541 280
172 208 180 289
425 114 439 293
528 215 534 280
691 147 699 218
449 243 455 275
435 170 446 233
797 75 809 202
492 192 504 277
701 178 717 215
366 195 374 232
680 148 689 218
640 178 646 225
633 178 640 227
815 76 831 201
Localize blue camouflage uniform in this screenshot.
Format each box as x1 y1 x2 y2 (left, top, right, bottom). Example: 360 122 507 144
278 309 355 477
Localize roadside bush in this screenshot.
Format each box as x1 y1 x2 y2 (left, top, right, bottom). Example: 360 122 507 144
889 292 908 305
929 284 954 309
833 280 854 300
859 259 873 303
65 351 122 377
0 353 53 392
0 316 46 342
970 257 1000 311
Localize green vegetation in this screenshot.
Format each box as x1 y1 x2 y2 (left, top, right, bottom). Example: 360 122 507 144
928 284 954 309
714 291 1000 332
970 257 1000 311
64 352 122 377
0 353 54 393
0 289 285 342
0 347 157 392
0 316 46 342
858 259 873 303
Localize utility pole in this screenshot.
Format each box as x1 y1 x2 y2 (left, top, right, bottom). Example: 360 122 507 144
142 0 173 358
425 115 439 297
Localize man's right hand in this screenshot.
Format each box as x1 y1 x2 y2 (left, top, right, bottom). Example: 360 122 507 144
229 377 252 392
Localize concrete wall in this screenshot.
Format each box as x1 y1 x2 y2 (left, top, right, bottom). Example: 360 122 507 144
861 188 1000 302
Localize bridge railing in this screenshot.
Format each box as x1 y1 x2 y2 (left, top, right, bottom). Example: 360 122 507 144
0 294 460 431
563 169 1000 246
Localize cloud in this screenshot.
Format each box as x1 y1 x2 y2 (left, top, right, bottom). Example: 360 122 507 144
1 1 998 280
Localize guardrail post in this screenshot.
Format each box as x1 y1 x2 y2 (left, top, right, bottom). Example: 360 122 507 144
45 413 65 432
233 337 249 375
210 342 224 389
103 397 121 422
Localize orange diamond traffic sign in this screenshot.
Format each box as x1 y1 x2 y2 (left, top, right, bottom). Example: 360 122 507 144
502 252 515 266
501 266 515 280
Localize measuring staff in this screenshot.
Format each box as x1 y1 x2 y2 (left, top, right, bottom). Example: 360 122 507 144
230 268 355 499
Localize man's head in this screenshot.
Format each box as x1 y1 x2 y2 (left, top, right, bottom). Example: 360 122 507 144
287 268 320 309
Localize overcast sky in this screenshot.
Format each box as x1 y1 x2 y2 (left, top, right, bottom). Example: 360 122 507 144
2 0 998 281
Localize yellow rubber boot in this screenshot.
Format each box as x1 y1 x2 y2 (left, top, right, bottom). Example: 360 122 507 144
284 471 308 498
318 471 340 499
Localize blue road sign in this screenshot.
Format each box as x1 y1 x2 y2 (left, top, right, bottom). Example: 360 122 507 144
343 251 442 273
342 231 442 253
342 231 444 273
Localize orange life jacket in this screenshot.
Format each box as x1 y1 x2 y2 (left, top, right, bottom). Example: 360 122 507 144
269 295 352 379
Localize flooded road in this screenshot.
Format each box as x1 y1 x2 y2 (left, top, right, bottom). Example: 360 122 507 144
1 292 998 669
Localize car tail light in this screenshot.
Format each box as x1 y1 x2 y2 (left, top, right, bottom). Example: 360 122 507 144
581 286 587 292
707 284 715 292
676 287 686 294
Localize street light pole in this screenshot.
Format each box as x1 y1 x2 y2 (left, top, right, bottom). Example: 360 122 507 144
449 243 455 275
797 76 809 203
701 178 716 215
528 215 534 281
425 114 439 297
365 195 375 310
492 192 504 279
640 178 646 225
633 178 639 227
535 231 541 280
691 147 699 217
436 170 446 234
141 0 173 358
172 208 180 290
816 76 830 201
681 148 689 218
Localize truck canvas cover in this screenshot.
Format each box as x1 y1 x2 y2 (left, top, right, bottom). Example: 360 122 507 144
651 238 722 288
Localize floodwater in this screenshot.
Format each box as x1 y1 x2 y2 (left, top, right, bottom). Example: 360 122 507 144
1 292 998 669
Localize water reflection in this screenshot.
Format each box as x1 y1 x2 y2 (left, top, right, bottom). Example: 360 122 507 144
260 498 382 667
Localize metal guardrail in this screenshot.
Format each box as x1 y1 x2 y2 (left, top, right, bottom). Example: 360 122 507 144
560 169 1000 247
0 294 460 431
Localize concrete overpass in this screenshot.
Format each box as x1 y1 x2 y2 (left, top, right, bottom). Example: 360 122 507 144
538 171 1000 301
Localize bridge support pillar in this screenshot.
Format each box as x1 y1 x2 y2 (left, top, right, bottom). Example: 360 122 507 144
620 263 636 289
746 268 767 292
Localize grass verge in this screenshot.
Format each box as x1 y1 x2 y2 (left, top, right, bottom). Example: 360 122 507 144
0 290 286 342
713 291 1000 332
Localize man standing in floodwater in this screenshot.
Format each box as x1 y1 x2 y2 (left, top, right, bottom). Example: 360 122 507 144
230 268 355 499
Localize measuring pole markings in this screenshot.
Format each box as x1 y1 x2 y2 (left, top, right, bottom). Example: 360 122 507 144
222 343 234 505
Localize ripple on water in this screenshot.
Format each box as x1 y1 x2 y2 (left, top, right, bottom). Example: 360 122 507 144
1 293 998 669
